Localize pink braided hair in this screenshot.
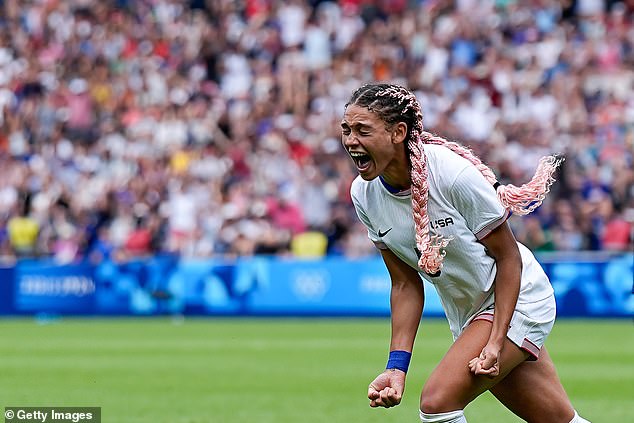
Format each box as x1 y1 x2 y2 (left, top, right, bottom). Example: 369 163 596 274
419 132 564 216
371 85 563 275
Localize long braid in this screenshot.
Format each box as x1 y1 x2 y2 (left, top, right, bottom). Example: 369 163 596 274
408 129 451 274
346 83 563 275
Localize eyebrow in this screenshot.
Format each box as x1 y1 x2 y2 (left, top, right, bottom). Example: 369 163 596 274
340 121 374 129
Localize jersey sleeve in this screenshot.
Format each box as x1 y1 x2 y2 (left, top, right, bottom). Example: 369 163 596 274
448 164 509 240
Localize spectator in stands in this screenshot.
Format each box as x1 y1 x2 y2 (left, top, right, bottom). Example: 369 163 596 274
7 193 39 258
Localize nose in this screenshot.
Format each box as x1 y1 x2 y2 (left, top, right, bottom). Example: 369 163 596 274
342 133 359 148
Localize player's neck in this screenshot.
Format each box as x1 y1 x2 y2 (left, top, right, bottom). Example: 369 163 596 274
379 174 410 193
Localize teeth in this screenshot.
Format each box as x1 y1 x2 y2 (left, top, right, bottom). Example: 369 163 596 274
349 152 366 157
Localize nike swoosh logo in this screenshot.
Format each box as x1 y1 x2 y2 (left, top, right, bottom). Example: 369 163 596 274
378 228 392 237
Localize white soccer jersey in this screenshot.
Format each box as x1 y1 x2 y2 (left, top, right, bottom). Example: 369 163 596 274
350 144 554 339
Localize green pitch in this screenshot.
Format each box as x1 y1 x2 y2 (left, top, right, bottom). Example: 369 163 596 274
1 318 632 422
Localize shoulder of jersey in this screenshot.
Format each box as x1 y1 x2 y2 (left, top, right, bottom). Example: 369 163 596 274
423 143 472 170
423 143 456 161
350 175 382 203
351 175 372 193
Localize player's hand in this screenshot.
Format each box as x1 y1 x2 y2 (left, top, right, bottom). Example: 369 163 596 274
468 342 501 378
367 369 406 408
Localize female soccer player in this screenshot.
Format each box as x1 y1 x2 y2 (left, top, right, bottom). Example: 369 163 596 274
341 83 590 423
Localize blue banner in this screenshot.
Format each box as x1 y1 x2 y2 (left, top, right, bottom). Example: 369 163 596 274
0 253 631 317
540 253 634 317
0 265 15 314
13 260 96 313
246 257 444 316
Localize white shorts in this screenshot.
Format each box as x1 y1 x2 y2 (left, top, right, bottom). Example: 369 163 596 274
468 294 556 360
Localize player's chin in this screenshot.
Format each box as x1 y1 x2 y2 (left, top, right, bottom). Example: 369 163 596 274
357 166 379 181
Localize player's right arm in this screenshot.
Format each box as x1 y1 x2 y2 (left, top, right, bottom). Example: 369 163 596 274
383 248 424 355
368 248 424 408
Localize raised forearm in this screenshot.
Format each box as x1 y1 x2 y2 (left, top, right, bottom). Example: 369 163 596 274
389 277 424 352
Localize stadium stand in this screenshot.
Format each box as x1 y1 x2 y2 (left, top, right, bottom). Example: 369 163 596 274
0 0 632 264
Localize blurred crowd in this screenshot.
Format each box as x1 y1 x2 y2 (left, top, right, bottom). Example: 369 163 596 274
0 0 632 264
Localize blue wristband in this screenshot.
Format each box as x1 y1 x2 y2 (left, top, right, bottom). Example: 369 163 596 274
386 350 412 373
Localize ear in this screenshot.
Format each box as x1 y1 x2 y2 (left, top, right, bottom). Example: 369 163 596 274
391 122 408 145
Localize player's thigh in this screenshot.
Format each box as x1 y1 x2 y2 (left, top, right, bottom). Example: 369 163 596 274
490 347 574 423
420 320 530 413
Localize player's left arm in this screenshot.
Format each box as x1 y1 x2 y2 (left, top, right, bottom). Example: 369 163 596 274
446 161 520 376
470 221 522 376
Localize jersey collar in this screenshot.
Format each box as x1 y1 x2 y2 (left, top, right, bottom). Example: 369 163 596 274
379 175 411 197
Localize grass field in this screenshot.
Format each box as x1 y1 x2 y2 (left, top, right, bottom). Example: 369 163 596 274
0 318 632 423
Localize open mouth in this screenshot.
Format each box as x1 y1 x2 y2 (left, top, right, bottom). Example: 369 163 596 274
349 152 372 172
